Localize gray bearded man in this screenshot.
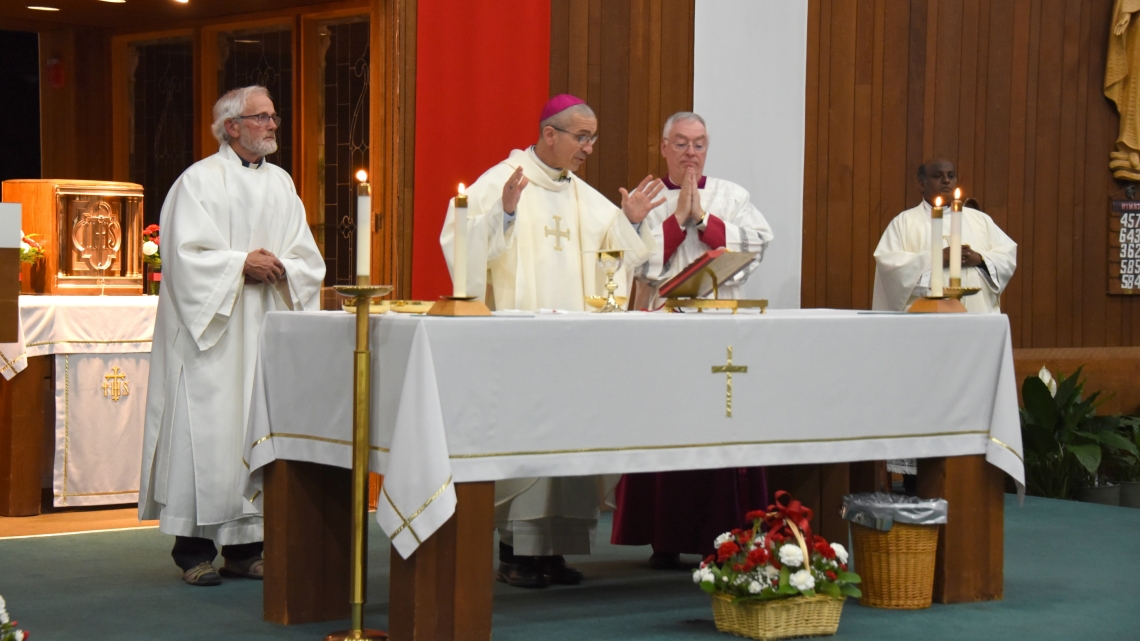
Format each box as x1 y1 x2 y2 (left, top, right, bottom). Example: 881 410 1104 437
439 94 662 588
139 86 325 586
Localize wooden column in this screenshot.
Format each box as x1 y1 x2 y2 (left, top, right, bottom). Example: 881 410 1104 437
389 481 495 641
0 355 49 517
263 459 352 624
917 455 1004 603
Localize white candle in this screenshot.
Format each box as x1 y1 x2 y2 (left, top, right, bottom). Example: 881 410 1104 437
454 183 468 298
949 188 962 287
930 196 944 297
355 170 371 282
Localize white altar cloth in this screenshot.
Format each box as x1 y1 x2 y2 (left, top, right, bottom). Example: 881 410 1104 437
0 296 157 506
243 309 1024 558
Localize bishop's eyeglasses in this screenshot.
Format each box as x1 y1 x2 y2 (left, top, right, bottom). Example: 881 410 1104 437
233 113 282 127
667 138 708 154
551 126 599 146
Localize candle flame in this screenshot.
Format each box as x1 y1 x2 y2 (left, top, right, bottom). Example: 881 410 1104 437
355 169 368 182
458 183 466 195
934 196 943 207
954 188 961 200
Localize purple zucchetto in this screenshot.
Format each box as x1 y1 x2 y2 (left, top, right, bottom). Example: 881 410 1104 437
540 94 586 122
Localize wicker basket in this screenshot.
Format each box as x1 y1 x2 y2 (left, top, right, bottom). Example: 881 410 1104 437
850 521 938 609
710 593 844 640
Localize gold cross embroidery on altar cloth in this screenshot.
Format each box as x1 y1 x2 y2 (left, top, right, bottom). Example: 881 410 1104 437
711 346 747 417
102 366 130 402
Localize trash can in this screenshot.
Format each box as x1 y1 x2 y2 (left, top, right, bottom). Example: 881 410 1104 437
840 493 948 609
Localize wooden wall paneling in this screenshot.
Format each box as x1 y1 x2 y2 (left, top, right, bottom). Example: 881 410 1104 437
38 29 113 181
626 0 650 191
825 0 857 310
549 0 570 95
111 35 131 183
39 30 77 179
904 0 926 212
879 3 910 244
1031 1 1064 349
802 0 821 309
814 0 833 308
850 0 874 310
1056 1 1085 347
1071 0 1093 346
299 15 324 234
920 0 938 162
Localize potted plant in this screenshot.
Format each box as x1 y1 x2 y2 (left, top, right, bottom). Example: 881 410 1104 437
1117 422 1140 508
141 224 161 295
0 594 28 641
694 491 861 640
1020 366 1139 503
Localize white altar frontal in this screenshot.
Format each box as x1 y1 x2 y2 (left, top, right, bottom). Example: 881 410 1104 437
0 296 156 507
243 309 1025 558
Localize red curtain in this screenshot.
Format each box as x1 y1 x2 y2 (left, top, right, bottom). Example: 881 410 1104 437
411 0 551 299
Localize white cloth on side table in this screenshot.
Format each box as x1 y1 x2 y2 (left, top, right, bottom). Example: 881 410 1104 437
242 309 1025 559
0 295 158 507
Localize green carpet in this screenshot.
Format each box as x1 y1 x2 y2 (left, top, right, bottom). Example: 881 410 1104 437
1 495 1137 640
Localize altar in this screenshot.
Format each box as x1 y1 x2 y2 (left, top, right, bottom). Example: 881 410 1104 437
0 295 156 515
243 308 1024 637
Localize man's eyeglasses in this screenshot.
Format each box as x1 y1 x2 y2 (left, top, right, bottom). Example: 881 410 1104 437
233 113 282 127
551 126 599 146
667 139 708 154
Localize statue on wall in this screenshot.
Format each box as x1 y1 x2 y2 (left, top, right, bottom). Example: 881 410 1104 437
1107 0 1140 181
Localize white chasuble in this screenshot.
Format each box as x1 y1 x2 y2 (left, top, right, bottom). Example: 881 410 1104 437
636 177 774 308
440 147 656 311
139 144 325 544
872 202 1017 314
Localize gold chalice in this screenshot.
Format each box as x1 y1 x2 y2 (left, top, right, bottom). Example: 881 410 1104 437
584 249 626 313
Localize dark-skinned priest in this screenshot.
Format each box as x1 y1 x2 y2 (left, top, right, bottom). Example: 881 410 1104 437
439 94 663 588
138 85 326 587
613 112 774 570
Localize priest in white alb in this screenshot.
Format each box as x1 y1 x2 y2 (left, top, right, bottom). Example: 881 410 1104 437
439 94 662 589
872 158 1018 314
138 86 325 586
632 112 774 309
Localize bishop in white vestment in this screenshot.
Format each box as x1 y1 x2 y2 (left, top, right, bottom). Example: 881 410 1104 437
634 113 774 308
439 95 661 589
872 158 1017 314
139 86 325 586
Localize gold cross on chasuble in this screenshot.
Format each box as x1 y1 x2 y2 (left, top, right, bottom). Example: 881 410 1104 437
711 346 747 417
544 215 571 251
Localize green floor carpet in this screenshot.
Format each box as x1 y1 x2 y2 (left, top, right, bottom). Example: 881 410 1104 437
1 495 1137 640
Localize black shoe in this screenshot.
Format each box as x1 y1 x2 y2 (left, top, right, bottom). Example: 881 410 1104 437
496 558 549 589
648 552 682 570
541 555 584 585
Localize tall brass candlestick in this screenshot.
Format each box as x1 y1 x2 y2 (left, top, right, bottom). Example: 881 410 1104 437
327 283 392 641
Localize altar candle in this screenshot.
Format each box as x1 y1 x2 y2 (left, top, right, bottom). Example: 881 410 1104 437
454 183 468 298
949 188 963 287
931 196 944 297
356 170 371 282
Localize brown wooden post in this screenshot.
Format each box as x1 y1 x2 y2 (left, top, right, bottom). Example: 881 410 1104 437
917 455 1004 603
0 355 49 517
263 459 353 624
389 481 495 641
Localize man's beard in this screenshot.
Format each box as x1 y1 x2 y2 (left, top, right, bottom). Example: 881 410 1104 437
239 126 278 157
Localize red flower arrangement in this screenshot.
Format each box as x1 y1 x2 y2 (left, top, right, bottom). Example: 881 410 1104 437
141 224 162 269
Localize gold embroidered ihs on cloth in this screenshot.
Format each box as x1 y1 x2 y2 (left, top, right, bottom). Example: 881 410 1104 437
711 346 747 418
544 215 570 251
101 366 129 402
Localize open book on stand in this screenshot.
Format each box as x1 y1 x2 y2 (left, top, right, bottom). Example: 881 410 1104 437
658 248 767 313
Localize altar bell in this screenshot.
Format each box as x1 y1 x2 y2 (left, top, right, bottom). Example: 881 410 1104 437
138 85 325 586
439 94 661 589
612 112 772 569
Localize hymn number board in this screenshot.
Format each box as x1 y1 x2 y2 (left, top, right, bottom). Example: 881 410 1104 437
1111 200 1140 295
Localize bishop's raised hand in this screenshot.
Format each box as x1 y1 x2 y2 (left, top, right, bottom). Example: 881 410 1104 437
502 166 529 214
620 175 665 225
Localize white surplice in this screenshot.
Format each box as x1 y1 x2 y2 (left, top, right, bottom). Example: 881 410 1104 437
439 147 655 555
139 144 325 545
440 147 655 312
635 177 774 308
872 201 1017 313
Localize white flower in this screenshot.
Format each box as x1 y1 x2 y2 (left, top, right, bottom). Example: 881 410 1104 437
142 240 159 256
789 569 816 591
1038 366 1058 397
0 609 8 624
778 544 804 568
750 533 765 550
694 567 713 584
748 580 762 594
20 241 30 252
14 631 24 641
830 543 848 565
713 532 735 548
764 565 781 580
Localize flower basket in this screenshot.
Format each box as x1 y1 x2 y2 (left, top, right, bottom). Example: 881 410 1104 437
850 522 938 609
711 593 844 641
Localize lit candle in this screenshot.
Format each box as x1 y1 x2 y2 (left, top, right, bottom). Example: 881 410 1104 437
949 188 963 287
453 183 468 298
930 196 944 297
356 170 371 284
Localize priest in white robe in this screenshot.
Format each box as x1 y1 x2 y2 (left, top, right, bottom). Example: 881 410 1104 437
139 86 325 586
633 112 774 309
872 158 1018 314
439 94 662 589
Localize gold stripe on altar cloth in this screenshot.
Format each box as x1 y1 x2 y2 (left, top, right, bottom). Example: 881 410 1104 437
54 489 139 498
447 429 993 459
382 475 453 544
250 431 390 453
62 355 71 505
989 436 1024 462
0 351 24 376
26 338 153 348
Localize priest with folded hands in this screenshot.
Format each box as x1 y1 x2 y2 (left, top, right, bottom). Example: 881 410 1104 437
439 94 662 588
613 111 773 569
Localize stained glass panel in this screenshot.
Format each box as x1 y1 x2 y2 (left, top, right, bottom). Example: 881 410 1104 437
218 27 294 176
